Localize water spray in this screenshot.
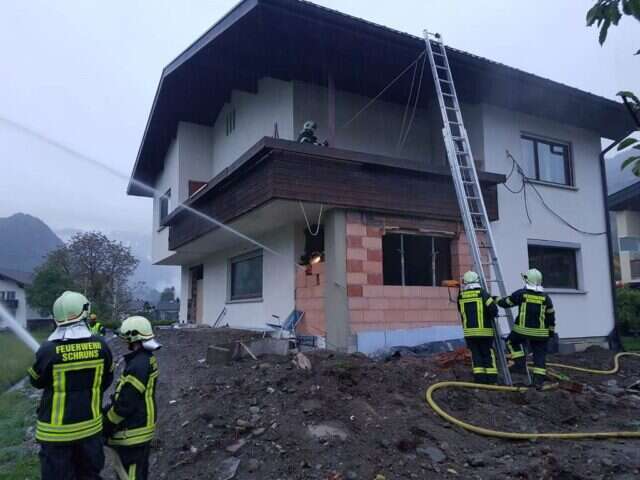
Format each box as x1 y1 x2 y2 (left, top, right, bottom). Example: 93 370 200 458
0 303 40 352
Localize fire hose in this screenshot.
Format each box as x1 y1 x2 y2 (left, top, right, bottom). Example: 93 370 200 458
425 352 640 439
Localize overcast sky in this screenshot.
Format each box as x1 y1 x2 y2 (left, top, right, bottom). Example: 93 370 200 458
0 0 637 234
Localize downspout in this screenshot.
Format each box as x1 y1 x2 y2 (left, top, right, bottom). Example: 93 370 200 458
600 136 630 351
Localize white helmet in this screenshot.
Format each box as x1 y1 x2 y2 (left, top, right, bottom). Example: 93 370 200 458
52 291 90 326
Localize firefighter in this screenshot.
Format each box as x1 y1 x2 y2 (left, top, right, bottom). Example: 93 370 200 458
28 291 114 480
104 316 161 480
88 313 106 336
457 271 499 384
497 268 556 387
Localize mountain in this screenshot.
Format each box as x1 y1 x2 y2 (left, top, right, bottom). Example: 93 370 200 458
0 213 63 272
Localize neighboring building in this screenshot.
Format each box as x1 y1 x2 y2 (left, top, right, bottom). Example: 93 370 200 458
156 300 180 323
0 268 49 330
128 0 633 353
607 147 640 285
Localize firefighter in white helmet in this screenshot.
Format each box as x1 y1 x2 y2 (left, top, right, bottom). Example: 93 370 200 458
497 268 556 387
104 316 161 480
28 291 114 479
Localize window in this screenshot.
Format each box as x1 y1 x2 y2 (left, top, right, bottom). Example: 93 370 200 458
159 189 171 226
6 291 15 300
528 244 578 289
225 109 236 136
631 255 640 279
521 135 572 186
382 233 451 286
229 250 263 301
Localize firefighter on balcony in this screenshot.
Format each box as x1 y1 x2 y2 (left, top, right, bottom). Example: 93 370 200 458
457 271 499 384
28 291 114 480
104 316 161 480
497 268 556 387
88 313 106 336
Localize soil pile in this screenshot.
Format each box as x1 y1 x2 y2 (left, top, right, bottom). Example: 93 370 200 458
112 328 640 479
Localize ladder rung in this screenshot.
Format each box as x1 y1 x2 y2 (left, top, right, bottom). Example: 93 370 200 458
442 93 455 98
439 79 452 84
448 121 461 126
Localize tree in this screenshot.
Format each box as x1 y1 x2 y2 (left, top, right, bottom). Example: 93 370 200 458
587 1 640 172
26 231 139 322
159 287 176 302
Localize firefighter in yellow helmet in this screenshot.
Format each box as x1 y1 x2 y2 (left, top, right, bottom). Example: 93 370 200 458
456 271 499 384
497 268 556 387
88 313 106 336
104 316 161 480
28 291 114 480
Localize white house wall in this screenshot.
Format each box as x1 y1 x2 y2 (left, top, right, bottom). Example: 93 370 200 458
177 122 214 203
195 225 296 330
482 104 613 340
151 138 179 264
212 77 295 176
0 278 27 328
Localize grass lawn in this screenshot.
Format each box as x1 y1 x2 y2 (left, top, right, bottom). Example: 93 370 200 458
621 335 640 352
0 390 39 479
0 329 50 392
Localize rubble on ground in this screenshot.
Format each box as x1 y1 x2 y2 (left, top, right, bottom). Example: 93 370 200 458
109 328 640 479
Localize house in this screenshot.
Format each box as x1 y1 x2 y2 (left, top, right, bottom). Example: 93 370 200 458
607 148 640 285
156 299 180 323
127 0 633 353
0 268 49 330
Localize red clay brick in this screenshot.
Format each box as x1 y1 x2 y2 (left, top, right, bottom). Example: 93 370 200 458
408 298 429 310
404 310 421 323
366 249 383 262
362 236 382 250
363 261 382 274
347 235 363 248
362 285 384 298
347 272 367 285
311 262 325 275
401 286 422 297
295 288 311 299
383 286 404 298
350 310 364 324
389 298 408 310
368 298 390 310
347 259 364 273
348 297 369 310
312 285 325 298
366 227 381 237
347 285 363 297
347 223 367 236
346 248 367 261
363 310 384 323
384 310 404 323
367 273 383 285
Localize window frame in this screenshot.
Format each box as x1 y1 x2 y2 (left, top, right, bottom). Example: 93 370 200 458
225 109 236 136
527 240 583 293
382 231 452 287
227 250 264 303
158 189 171 231
520 133 574 187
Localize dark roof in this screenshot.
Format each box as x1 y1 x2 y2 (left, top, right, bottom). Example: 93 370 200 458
609 181 640 211
0 268 33 287
128 0 634 196
156 300 180 312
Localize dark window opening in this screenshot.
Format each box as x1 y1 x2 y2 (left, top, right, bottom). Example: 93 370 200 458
159 189 171 226
382 233 451 287
521 135 572 186
528 244 578 289
229 251 263 301
300 226 324 265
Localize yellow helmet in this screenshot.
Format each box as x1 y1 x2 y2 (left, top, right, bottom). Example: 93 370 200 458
118 316 154 343
52 291 90 326
89 313 97 321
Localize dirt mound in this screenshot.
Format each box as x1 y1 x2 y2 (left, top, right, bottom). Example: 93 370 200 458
112 329 640 479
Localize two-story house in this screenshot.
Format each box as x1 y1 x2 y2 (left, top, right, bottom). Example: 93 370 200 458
128 0 633 353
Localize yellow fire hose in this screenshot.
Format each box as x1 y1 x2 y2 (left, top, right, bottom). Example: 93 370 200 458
425 352 640 440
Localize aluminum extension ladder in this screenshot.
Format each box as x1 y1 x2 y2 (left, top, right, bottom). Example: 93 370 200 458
423 31 514 386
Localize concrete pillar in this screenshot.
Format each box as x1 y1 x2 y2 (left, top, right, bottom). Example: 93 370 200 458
323 209 352 352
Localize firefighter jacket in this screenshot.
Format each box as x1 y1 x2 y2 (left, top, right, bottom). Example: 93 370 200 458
28 336 114 443
105 349 159 447
497 288 555 338
457 288 498 337
90 322 106 336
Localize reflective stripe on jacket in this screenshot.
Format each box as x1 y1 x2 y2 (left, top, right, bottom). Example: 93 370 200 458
497 288 555 337
457 288 498 337
28 336 114 443
106 349 159 447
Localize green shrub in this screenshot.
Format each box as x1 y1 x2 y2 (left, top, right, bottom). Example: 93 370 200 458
616 287 640 334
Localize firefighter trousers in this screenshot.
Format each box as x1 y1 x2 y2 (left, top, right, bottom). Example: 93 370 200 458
39 434 105 480
112 444 151 480
466 336 497 384
508 331 548 384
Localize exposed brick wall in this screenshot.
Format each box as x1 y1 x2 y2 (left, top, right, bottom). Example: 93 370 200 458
295 261 325 336
345 211 475 334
